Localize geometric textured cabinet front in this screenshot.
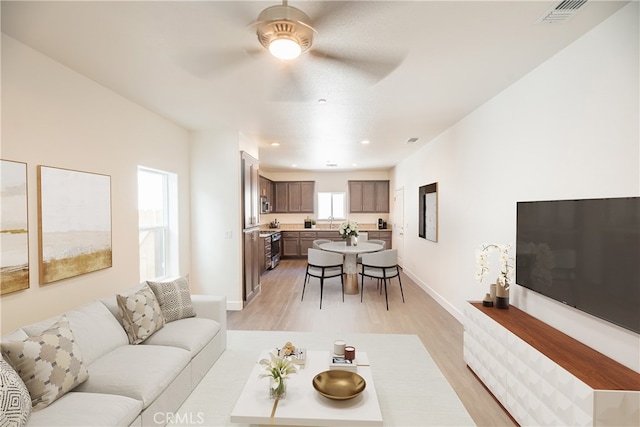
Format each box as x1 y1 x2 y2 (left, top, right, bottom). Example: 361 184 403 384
463 303 639 427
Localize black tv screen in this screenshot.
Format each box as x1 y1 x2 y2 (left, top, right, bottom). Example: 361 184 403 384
516 197 640 334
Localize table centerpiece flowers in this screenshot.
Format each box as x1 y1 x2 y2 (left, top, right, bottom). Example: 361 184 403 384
259 351 298 399
338 220 359 246
476 243 515 309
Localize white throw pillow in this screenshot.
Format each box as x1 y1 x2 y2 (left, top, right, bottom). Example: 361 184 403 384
0 358 32 426
1 316 89 411
116 284 165 344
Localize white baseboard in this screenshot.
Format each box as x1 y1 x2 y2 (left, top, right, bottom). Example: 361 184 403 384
401 266 465 325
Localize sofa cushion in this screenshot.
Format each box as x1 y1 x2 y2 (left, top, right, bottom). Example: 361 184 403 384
26 391 142 427
1 316 89 410
20 301 128 367
147 276 196 323
0 358 32 427
116 284 165 344
74 344 190 408
143 317 220 356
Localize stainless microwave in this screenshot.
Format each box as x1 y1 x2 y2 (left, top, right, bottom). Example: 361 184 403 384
261 197 270 213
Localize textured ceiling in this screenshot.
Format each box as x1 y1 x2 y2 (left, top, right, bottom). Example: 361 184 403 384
1 1 628 171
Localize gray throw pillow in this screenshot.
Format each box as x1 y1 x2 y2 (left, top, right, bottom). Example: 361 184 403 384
147 276 196 323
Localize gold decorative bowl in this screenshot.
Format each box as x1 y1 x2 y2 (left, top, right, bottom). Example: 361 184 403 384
312 370 366 400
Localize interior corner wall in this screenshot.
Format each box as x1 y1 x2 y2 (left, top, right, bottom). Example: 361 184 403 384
189 130 243 310
0 35 191 334
392 3 639 371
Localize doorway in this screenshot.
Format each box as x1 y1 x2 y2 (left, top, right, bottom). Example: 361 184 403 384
394 187 405 267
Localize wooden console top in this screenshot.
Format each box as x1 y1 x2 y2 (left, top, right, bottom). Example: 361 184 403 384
470 302 640 391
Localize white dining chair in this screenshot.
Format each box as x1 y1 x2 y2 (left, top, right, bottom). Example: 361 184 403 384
359 249 404 310
358 232 369 242
302 248 344 309
312 239 332 249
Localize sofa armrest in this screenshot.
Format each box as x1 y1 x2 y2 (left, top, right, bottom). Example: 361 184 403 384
191 295 227 333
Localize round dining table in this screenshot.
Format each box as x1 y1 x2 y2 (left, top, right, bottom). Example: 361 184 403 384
319 241 384 294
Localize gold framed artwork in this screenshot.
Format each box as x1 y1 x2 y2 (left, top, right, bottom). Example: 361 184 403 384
1 159 30 295
37 166 112 284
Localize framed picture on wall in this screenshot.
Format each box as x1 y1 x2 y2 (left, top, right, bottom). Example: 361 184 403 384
37 165 112 284
1 159 30 295
418 182 438 242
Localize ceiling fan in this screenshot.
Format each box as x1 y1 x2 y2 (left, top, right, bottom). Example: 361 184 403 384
255 0 315 61
181 1 404 100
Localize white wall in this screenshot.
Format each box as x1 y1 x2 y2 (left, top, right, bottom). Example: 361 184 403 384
393 3 639 371
189 130 243 309
260 170 393 227
1 35 191 334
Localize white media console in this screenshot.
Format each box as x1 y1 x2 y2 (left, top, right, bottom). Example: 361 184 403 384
463 302 639 426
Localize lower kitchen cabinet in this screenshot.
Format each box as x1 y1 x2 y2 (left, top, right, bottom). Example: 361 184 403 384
282 232 300 257
281 229 391 257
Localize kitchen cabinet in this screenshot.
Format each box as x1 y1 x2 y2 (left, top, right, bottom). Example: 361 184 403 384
349 180 389 213
299 231 316 257
241 152 260 228
282 231 300 257
273 181 315 213
367 231 392 249
259 175 273 210
243 229 260 304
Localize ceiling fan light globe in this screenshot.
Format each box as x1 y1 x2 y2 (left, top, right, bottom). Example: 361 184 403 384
269 38 301 60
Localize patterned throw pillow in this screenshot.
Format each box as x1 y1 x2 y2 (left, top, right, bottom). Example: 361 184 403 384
147 276 196 323
1 316 89 411
116 284 165 344
0 358 32 426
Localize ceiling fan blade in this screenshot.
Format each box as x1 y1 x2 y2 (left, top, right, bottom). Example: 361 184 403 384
269 62 307 102
308 49 405 84
176 47 265 80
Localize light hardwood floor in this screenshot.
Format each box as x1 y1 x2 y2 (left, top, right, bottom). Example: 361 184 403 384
228 259 516 427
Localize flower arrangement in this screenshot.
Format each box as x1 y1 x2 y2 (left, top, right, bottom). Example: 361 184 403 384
338 220 359 239
258 352 297 399
476 244 515 290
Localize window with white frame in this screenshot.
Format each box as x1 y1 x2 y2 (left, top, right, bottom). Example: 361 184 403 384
137 167 177 281
317 192 346 220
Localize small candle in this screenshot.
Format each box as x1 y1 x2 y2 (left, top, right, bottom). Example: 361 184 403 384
344 346 356 361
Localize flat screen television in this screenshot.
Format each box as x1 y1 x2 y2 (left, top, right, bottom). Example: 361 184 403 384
516 197 640 334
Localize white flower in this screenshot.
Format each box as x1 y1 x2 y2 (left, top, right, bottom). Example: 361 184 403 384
338 220 359 238
476 244 514 290
258 351 297 389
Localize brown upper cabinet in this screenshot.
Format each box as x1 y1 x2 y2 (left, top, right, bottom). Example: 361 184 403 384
259 175 273 201
273 181 314 213
349 180 390 213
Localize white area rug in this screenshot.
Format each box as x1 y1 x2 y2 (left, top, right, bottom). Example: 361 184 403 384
171 330 475 426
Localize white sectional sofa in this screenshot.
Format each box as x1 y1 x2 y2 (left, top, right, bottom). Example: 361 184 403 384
1 289 226 427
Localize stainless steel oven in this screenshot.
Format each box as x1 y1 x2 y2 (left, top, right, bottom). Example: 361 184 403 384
270 231 281 268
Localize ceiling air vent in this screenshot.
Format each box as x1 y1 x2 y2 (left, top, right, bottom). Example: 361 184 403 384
535 0 588 24
405 137 419 145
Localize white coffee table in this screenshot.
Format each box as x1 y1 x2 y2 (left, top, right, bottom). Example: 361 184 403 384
230 350 383 426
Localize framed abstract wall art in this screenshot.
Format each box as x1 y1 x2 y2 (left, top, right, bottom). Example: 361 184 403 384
37 166 112 284
1 159 30 295
418 182 438 242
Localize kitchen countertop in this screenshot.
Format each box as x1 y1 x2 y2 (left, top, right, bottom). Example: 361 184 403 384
259 223 391 232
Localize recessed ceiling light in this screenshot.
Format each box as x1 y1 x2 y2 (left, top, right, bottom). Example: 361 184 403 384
317 98 327 104
360 139 370 145
271 142 280 147
291 164 297 168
